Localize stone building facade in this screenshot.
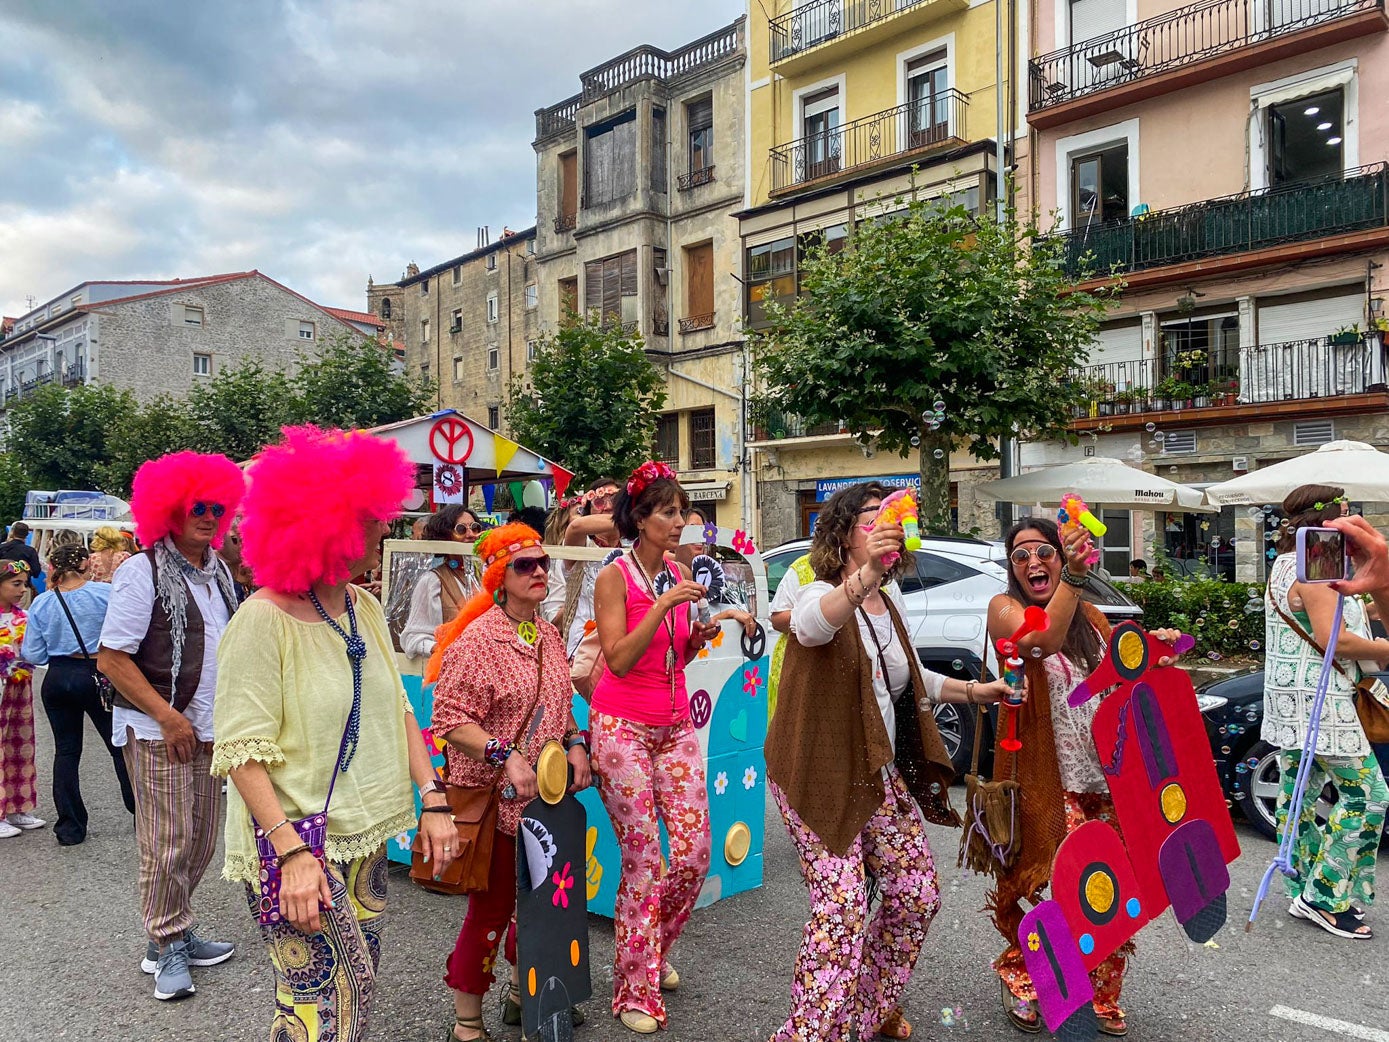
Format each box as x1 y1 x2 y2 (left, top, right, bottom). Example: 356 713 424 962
369 229 540 428
0 271 369 412
532 18 751 530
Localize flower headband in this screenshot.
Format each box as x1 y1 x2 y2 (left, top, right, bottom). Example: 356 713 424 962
626 460 677 499
477 535 542 568
0 560 29 577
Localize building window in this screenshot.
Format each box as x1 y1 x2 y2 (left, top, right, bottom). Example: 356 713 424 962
690 408 716 470
486 253 497 272
558 150 578 230
1268 87 1343 185
452 264 462 286
487 405 500 429
453 357 465 382
487 345 500 371
183 305 204 327
421 280 429 296
651 106 667 194
421 362 430 381
1071 142 1129 229
654 413 680 465
746 237 796 328
906 50 950 147
801 86 841 181
558 276 579 317
526 338 539 362
298 321 316 340
682 241 715 332
487 292 499 324
192 352 212 376
421 318 430 343
380 298 391 319
584 109 638 207
526 237 536 255
451 308 463 333
687 96 714 174
583 250 639 328
525 284 538 309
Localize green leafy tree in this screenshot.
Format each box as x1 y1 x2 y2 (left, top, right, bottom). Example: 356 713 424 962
5 383 137 491
0 454 31 524
752 192 1117 533
185 357 298 463
95 394 200 495
292 333 434 431
506 322 667 486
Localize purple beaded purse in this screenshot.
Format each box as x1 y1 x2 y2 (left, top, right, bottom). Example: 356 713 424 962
253 591 366 927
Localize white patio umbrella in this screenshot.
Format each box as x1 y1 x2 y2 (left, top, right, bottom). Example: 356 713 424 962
977 456 1215 511
1204 440 1389 506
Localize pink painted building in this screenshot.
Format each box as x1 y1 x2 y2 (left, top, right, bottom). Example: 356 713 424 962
1023 0 1389 580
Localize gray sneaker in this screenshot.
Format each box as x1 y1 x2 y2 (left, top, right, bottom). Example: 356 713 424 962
142 926 235 973
152 940 196 1001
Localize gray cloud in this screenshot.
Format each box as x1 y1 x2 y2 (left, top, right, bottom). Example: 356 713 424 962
0 0 745 318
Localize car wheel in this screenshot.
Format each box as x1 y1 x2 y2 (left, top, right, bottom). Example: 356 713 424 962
931 702 975 776
1233 740 1337 841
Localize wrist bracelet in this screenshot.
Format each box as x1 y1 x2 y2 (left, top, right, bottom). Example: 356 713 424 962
564 729 590 751
965 680 977 705
1059 566 1088 588
263 817 292 839
276 843 312 868
483 737 514 769
420 805 453 815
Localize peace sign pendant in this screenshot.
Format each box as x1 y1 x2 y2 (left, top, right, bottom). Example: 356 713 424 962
517 621 539 645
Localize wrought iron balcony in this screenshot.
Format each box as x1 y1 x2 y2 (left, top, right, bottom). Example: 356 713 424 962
579 20 742 101
770 0 944 63
678 165 716 190
753 412 846 439
769 91 968 193
1030 0 1385 115
1069 336 1388 418
1056 164 1389 280
61 361 85 387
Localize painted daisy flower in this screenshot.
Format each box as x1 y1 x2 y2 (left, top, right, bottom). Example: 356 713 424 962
742 765 758 790
714 771 728 795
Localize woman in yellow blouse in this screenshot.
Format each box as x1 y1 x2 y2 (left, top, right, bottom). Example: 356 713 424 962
213 427 457 1042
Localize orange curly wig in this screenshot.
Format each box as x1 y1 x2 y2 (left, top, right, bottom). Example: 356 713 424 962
129 451 245 549
424 522 543 683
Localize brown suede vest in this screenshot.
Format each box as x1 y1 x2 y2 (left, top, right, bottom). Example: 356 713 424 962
434 562 468 622
113 549 234 714
766 596 959 856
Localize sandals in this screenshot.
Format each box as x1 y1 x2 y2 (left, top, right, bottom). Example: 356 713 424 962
1098 1014 1129 1037
1001 979 1041 1034
878 1006 912 1039
1290 894 1373 939
450 1015 490 1042
500 981 585 1029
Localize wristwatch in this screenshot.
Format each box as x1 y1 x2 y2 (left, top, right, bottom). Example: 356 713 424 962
564 729 590 752
422 778 448 797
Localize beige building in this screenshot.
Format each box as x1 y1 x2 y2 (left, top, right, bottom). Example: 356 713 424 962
368 228 541 429
532 18 751 530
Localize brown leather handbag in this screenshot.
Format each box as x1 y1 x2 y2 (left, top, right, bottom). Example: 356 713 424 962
1271 600 1389 744
957 699 1021 876
411 643 545 894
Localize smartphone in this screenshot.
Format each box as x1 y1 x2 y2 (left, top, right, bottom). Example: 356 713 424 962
1296 526 1349 584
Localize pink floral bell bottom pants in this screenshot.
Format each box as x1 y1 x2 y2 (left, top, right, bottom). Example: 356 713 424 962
590 712 711 1026
770 764 941 1042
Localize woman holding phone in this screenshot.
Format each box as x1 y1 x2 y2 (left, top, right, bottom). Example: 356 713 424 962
1264 484 1389 940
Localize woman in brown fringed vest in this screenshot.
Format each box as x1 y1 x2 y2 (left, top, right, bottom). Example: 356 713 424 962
400 506 486 668
765 483 1011 1042
984 518 1183 1038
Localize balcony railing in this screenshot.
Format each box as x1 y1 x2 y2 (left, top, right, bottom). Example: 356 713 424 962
535 93 580 139
770 91 968 193
771 0 932 62
580 20 742 101
62 361 85 387
679 313 716 333
1031 0 1384 112
754 413 846 439
1070 337 1388 416
1057 164 1389 279
678 165 716 190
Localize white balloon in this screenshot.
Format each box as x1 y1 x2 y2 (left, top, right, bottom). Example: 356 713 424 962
522 480 548 509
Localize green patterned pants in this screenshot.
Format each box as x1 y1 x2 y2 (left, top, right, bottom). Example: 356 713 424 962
1275 750 1388 913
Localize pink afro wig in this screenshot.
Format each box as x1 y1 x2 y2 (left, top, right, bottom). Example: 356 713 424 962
130 451 246 549
240 425 414 594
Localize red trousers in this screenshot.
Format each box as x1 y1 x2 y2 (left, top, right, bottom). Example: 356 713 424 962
444 830 519 995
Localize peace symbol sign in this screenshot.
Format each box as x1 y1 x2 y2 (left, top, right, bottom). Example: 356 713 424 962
741 623 767 661
429 417 474 464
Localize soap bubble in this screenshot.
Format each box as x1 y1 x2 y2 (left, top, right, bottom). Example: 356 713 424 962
933 448 945 459
1245 755 1260 768
1169 466 1178 474
1235 762 1249 774
910 435 921 447
951 659 965 671
1263 505 1274 514
1155 431 1166 441
1244 600 1263 614
1030 646 1043 658
1248 507 1263 519
1221 745 1231 755
1248 640 1261 651
933 399 946 412
929 419 942 431
1267 548 1278 560
1145 421 1157 432
1207 651 1223 661
1148 440 1159 450
1265 532 1275 542
1228 619 1239 630
922 410 934 423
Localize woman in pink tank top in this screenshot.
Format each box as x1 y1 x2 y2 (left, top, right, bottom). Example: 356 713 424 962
589 461 717 1035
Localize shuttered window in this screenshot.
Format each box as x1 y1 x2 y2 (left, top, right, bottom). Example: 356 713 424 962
690 408 716 469
559 151 577 222
685 242 714 322
687 97 714 173
654 414 680 465
652 107 667 194
1070 0 1125 44
584 110 637 207
583 250 638 327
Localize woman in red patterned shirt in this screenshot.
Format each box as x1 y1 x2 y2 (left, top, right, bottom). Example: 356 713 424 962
427 523 593 1042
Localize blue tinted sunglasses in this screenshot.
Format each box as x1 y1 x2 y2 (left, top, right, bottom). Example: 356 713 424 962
190 502 226 519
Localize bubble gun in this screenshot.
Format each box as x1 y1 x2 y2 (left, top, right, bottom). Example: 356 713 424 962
994 605 1049 751
1058 492 1104 566
873 488 922 567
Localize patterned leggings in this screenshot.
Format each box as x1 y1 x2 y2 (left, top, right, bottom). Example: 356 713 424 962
769 766 941 1042
1276 749 1388 913
246 846 388 1042
0 677 36 817
995 792 1131 1020
590 712 711 1025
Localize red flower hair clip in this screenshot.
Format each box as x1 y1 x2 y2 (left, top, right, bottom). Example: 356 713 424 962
626 460 677 499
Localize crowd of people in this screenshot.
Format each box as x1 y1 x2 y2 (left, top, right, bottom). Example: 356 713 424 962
0 431 1386 1042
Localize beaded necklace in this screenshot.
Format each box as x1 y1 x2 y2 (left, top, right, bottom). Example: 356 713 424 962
308 590 365 773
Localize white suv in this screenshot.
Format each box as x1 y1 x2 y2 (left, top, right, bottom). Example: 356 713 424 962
763 536 1142 772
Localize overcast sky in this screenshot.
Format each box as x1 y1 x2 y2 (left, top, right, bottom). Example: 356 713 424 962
0 0 746 320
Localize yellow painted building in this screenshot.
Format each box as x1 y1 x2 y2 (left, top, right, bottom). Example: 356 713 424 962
740 0 1023 546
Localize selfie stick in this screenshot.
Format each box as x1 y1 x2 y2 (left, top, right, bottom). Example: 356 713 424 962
1247 593 1344 929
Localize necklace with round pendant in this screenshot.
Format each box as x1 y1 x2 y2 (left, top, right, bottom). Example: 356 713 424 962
517 620 538 645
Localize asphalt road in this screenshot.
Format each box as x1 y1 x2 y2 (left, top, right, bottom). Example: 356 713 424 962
2 686 1386 1042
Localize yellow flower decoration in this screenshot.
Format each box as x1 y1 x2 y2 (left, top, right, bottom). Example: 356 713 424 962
1026 931 1041 953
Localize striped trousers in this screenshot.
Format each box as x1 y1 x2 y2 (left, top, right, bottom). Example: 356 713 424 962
122 734 221 946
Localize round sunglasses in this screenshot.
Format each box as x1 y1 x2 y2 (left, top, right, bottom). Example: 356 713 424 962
190 502 226 519
508 555 551 576
455 521 488 536
1009 544 1059 565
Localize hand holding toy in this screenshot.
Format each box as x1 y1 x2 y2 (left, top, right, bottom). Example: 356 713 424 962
995 605 1050 750
1058 493 1104 567
873 489 922 567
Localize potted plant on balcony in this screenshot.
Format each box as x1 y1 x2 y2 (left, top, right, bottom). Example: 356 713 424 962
1112 388 1139 414
1191 382 1212 408
1214 378 1239 406
1331 325 1361 346
1155 376 1191 409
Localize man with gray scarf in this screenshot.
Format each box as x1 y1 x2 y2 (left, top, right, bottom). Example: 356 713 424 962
98 450 245 1002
